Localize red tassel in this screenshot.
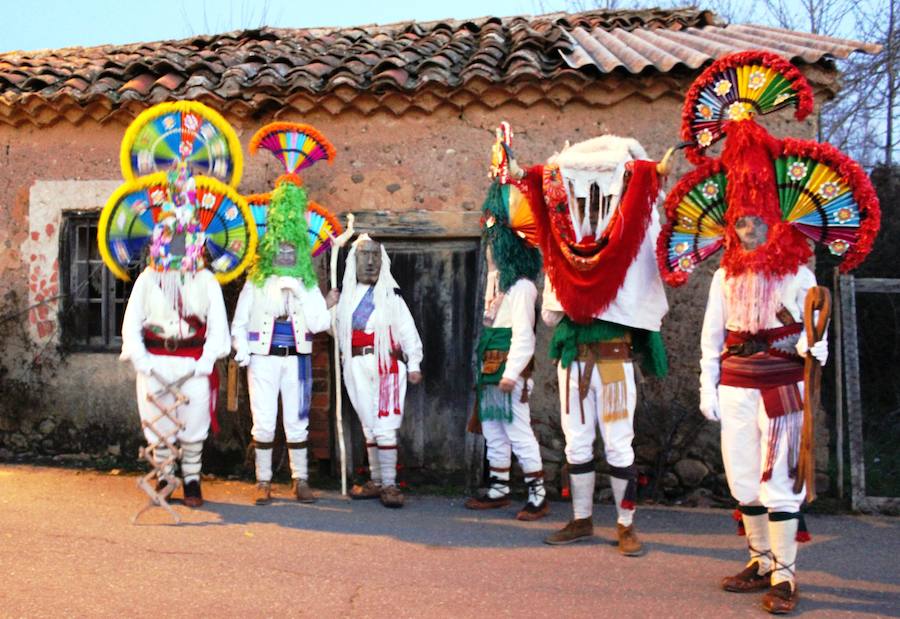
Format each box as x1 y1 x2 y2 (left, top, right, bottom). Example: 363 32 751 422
561 487 570 499
796 530 811 543
621 499 635 510
733 508 746 536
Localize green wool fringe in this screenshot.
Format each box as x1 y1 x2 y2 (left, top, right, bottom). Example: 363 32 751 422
549 316 669 377
482 182 542 292
249 182 318 289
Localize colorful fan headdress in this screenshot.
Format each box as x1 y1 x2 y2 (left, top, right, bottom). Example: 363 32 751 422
99 103 257 284
247 122 343 260
120 100 243 186
658 51 881 286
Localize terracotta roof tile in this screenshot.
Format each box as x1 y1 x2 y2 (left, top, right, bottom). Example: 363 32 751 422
0 8 879 125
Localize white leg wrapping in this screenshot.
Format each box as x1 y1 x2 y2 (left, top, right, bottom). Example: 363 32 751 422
488 469 511 499
255 447 273 483
366 444 382 483
570 471 595 520
378 446 398 487
769 517 799 589
524 473 545 506
180 441 203 482
743 510 773 574
153 445 175 478
610 476 634 527
288 448 308 481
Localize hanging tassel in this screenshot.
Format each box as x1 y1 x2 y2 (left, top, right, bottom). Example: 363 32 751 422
733 508 746 536
796 513 811 543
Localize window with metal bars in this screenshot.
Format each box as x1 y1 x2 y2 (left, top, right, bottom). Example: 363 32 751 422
59 212 138 351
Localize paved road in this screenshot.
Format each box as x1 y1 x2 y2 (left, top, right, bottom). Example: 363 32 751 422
0 465 898 618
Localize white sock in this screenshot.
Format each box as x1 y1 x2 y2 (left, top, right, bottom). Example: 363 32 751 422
288 448 308 481
769 517 799 589
524 472 545 506
610 476 635 526
366 444 382 484
488 468 511 499
742 511 773 574
255 447 273 483
180 441 203 483
379 446 398 487
570 471 595 520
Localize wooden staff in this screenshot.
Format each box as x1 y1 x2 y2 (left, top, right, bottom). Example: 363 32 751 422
329 214 355 496
794 286 831 501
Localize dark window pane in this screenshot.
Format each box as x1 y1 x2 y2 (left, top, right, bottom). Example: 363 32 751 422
76 226 88 262
88 302 102 337
88 225 99 261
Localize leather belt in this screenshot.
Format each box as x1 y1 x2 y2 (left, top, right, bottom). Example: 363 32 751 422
576 341 632 361
146 337 206 353
269 346 299 357
351 346 405 362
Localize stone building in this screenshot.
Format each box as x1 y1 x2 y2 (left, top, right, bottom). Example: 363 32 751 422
0 8 877 496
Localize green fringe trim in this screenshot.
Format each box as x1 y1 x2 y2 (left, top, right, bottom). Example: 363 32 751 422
482 182 542 292
478 385 514 423
549 316 668 377
477 327 512 384
249 182 318 289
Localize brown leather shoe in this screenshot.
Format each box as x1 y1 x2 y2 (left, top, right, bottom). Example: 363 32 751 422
183 479 203 508
380 484 405 508
544 517 593 545
292 479 316 503
254 482 272 506
464 494 511 510
616 523 644 556
721 561 772 592
350 480 383 500
762 582 799 614
516 499 550 521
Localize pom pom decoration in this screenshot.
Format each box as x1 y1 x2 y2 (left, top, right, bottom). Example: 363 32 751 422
98 172 257 284
249 122 336 176
120 101 243 186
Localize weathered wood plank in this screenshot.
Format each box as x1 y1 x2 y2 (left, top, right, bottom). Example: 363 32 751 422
343 210 482 238
839 274 866 511
852 278 900 294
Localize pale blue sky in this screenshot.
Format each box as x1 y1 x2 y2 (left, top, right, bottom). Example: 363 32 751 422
1 0 551 53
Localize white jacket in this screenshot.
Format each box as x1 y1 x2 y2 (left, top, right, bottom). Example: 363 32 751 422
486 278 537 382
231 276 330 356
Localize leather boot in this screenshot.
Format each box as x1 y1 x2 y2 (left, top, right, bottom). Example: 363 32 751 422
721 561 772 592
762 582 799 614
292 479 316 503
380 484 405 508
254 481 272 506
183 479 203 508
616 523 644 556
544 517 593 545
350 479 383 500
464 494 511 510
516 498 550 521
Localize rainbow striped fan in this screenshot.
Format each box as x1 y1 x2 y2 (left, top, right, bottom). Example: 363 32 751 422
120 101 243 186
658 162 728 286
249 122 336 176
779 139 881 272
682 52 814 157
98 172 257 284
244 193 343 258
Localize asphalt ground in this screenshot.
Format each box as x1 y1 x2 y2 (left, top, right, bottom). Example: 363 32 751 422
0 465 898 618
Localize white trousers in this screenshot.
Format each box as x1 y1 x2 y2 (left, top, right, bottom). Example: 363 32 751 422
247 354 309 443
719 383 806 512
136 354 210 445
345 354 407 444
556 361 637 467
481 377 542 474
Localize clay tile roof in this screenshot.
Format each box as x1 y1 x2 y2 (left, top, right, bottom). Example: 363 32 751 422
0 7 880 125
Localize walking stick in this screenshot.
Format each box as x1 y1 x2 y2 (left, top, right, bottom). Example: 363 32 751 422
794 286 831 501
329 214 355 496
